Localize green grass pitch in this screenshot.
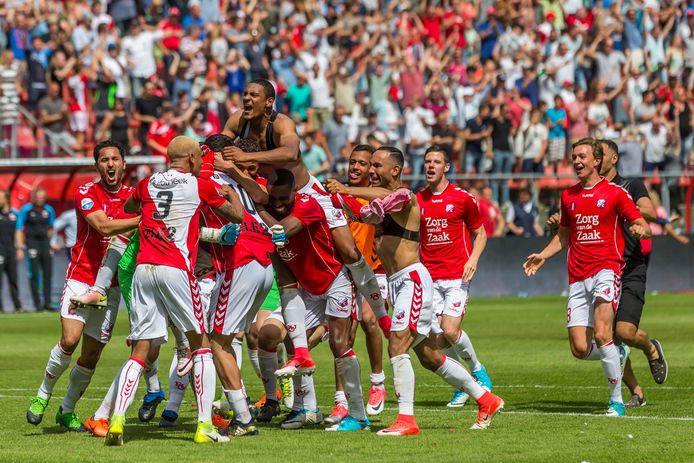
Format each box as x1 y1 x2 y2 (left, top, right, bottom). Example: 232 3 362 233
1 294 693 462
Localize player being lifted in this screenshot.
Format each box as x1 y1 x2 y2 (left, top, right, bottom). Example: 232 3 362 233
26 141 139 431
324 144 390 424
259 168 370 431
104 136 244 445
525 138 651 416
327 146 504 435
221 79 389 376
416 146 493 407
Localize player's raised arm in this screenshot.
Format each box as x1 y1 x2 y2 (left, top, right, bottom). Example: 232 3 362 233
221 110 242 139
324 179 393 201
223 116 301 165
524 225 568 276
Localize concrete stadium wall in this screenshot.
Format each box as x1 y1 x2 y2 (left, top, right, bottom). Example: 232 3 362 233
0 237 691 311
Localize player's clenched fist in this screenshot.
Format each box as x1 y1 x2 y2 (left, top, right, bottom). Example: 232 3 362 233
546 212 561 234
523 253 546 276
628 222 650 239
324 178 347 195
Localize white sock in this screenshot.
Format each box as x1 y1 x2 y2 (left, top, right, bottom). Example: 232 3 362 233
334 390 348 407
302 375 317 412
258 349 278 401
92 236 127 293
346 257 387 319
598 341 623 403
452 330 482 372
336 350 366 421
291 374 304 411
38 342 73 400
192 349 216 422
280 286 308 350
370 371 386 389
113 357 145 416
391 354 415 416
435 355 485 400
248 348 261 379
144 359 160 393
231 337 243 370
61 360 95 413
94 375 117 420
582 342 601 360
224 388 252 424
165 355 189 414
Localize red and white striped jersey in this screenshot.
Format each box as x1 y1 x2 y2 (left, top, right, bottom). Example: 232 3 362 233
133 169 226 272
202 170 273 272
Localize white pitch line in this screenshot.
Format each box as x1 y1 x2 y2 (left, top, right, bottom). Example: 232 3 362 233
382 407 694 422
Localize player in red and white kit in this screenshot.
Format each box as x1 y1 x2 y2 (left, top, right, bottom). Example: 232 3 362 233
258 168 370 432
26 140 140 431
202 134 274 436
104 136 244 445
524 138 651 416
417 146 493 408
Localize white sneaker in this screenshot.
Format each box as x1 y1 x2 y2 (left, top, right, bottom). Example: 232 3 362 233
176 346 193 377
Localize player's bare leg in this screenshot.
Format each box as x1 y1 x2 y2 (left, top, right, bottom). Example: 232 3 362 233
210 332 258 436
568 300 627 416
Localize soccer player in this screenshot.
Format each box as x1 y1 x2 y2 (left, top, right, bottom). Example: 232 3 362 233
417 146 493 408
222 79 389 375
325 144 391 423
596 140 667 405
104 136 244 445
327 146 504 435
202 134 275 436
524 138 651 416
26 140 140 431
258 168 370 432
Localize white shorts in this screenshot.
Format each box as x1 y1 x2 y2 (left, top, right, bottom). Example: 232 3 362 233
357 272 389 308
566 269 622 328
298 175 348 229
304 266 359 321
432 279 469 319
198 276 215 331
210 260 273 336
129 265 206 342
69 111 88 132
388 263 434 337
60 279 121 344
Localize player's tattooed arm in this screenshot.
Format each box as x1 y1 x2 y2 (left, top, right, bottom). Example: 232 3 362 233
324 179 393 201
214 185 244 223
635 196 656 222
523 226 568 276
85 209 140 236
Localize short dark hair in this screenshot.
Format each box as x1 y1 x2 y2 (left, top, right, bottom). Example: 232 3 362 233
351 144 375 155
93 139 126 162
377 146 405 169
248 79 276 100
599 139 618 157
204 134 234 153
234 137 261 153
267 168 295 188
572 137 604 169
424 145 449 163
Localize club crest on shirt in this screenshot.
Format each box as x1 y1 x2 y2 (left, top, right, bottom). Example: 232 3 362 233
445 204 454 213
80 198 94 211
597 199 606 208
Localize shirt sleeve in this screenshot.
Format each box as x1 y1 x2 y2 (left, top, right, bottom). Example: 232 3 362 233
627 179 649 203
290 195 324 228
15 204 31 231
74 185 105 219
46 205 56 227
560 191 570 227
616 188 642 224
462 194 484 230
198 178 227 209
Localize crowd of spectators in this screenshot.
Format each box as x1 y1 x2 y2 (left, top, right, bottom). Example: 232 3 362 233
0 0 693 221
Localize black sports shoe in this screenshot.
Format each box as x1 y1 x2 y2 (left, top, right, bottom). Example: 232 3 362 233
223 419 259 437
626 394 647 408
256 399 281 423
649 339 668 384
138 388 165 422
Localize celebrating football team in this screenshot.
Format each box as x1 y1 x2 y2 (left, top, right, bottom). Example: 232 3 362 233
24 79 668 444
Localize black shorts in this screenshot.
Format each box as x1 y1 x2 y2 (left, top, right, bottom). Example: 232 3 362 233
615 263 647 327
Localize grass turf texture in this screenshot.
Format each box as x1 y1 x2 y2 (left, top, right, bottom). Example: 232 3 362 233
2 293 693 463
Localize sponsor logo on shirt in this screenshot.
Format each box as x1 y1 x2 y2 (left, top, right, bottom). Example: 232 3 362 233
574 214 601 242
81 198 94 211
150 177 190 189
277 246 298 262
424 217 451 244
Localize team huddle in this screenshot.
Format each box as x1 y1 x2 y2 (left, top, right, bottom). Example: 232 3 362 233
24 80 668 444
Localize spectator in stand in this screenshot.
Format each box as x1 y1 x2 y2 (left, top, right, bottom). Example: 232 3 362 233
489 103 515 204
545 95 568 173
96 98 132 150
134 81 163 153
38 81 76 155
302 130 330 182
506 188 543 238
321 105 350 162
121 20 165 97
618 127 645 177
285 72 311 122
403 96 435 191
641 117 672 172
463 104 492 174
517 108 549 173
0 190 23 313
